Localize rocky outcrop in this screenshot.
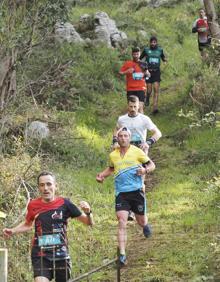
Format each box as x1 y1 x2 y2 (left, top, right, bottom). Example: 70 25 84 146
134 0 181 10
94 11 127 47
54 22 84 43
55 12 127 48
148 0 181 8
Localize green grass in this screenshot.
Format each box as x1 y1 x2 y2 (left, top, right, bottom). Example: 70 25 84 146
48 1 220 280
3 0 220 281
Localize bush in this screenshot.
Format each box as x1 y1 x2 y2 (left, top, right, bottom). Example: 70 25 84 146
189 65 220 115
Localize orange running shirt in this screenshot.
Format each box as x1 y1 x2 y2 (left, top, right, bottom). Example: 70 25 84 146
120 61 146 91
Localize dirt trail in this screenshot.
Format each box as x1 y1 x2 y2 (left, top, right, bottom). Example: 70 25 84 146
119 224 161 282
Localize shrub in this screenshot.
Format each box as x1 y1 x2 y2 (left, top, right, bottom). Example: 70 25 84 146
189 65 220 115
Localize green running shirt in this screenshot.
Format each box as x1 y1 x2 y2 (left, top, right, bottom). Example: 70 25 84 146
140 46 166 70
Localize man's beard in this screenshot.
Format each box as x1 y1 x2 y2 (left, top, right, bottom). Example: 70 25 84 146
129 111 137 117
119 142 129 148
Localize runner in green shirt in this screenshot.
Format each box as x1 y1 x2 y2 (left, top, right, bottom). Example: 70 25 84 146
140 36 167 114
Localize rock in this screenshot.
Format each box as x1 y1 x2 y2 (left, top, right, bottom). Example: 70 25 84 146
78 14 94 32
135 0 180 9
137 30 148 38
94 11 127 47
25 121 49 140
149 0 179 8
54 22 84 43
55 12 127 48
84 38 92 44
95 25 112 47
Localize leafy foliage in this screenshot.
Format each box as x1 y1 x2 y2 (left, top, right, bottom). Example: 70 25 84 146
0 1 220 281
0 0 68 51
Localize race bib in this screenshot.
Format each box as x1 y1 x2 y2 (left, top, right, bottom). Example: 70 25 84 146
131 133 141 143
132 72 143 80
149 57 159 64
199 27 207 33
38 234 62 247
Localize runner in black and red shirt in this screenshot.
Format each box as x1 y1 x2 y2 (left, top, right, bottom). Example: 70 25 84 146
192 8 211 57
3 171 94 282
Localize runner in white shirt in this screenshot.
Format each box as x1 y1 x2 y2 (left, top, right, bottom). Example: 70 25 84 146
112 95 162 154
112 96 162 221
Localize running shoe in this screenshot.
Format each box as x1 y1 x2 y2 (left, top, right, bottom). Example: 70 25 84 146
143 224 152 238
119 254 127 266
152 109 159 115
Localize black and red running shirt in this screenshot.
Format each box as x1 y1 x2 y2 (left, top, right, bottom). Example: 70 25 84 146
26 197 82 260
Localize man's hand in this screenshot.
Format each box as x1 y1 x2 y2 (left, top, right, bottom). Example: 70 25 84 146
126 68 135 74
80 201 91 214
140 142 149 152
96 173 105 183
136 166 146 176
3 228 14 238
145 69 151 78
198 27 207 32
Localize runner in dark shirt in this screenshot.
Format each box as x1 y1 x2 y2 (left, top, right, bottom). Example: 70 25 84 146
28 197 82 260
140 36 167 114
3 171 94 282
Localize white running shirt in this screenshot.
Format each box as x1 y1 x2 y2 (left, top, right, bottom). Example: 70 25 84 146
117 113 156 143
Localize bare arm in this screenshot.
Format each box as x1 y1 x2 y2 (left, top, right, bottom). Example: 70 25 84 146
136 159 155 176
3 221 33 238
113 125 119 137
141 127 162 151
96 167 114 183
119 69 134 75
145 159 155 173
150 127 162 142
161 49 167 62
76 201 94 226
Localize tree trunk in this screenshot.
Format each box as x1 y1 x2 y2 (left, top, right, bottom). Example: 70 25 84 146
0 49 17 111
203 0 220 40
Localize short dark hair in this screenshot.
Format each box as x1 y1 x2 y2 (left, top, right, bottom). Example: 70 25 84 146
132 47 140 53
37 171 56 185
128 95 139 103
150 36 157 42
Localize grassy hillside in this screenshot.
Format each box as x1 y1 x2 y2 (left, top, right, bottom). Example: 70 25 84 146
0 0 219 281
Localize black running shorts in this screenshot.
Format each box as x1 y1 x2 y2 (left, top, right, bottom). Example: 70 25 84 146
127 90 145 102
32 257 71 282
147 69 161 83
198 41 210 51
115 190 147 215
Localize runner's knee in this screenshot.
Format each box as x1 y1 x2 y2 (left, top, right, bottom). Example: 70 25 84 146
118 217 127 228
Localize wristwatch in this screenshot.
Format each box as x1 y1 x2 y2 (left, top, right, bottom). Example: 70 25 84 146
85 210 92 216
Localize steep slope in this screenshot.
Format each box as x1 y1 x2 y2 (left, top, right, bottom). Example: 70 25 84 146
1 1 219 281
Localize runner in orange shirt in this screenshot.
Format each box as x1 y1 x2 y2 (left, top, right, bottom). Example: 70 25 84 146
119 47 150 113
